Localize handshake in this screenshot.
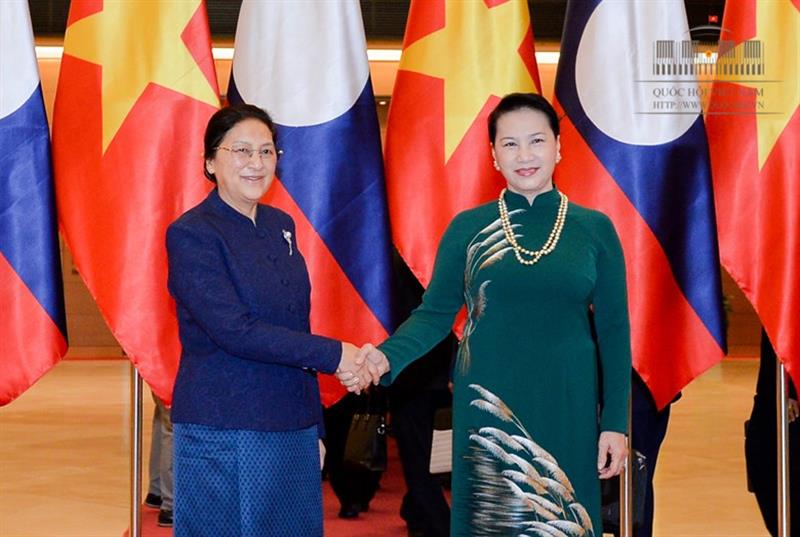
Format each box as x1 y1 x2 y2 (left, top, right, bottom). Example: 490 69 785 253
335 343 390 394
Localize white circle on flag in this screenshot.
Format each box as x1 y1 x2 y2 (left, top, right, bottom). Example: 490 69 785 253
231 1 370 127
0 1 40 120
575 0 699 145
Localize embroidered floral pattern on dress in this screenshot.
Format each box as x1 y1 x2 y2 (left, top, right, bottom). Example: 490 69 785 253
466 384 595 537
458 212 524 374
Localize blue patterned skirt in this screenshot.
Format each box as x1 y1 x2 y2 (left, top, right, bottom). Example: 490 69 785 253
173 423 322 537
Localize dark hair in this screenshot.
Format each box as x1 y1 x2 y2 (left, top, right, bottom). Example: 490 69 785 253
487 93 560 144
203 104 277 183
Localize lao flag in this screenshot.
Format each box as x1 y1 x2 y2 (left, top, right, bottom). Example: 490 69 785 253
0 0 68 405
228 0 394 406
554 0 726 408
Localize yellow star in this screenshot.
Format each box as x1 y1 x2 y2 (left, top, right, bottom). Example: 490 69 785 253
721 1 799 169
63 1 219 153
400 0 537 162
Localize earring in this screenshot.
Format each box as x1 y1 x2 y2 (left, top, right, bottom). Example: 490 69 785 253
556 152 562 163
493 160 500 170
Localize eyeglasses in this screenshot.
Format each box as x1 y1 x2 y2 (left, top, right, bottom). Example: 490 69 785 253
215 145 281 164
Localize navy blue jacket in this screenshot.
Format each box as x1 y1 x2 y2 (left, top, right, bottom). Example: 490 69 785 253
166 189 341 432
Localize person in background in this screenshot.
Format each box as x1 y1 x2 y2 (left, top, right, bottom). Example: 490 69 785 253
390 251 453 537
630 372 673 537
745 329 799 537
166 104 364 536
144 395 174 528
322 390 386 519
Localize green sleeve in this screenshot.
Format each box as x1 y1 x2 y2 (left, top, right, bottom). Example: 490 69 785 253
379 215 469 384
593 214 632 433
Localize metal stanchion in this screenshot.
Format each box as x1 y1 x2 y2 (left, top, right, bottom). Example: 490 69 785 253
620 395 633 537
776 362 791 537
130 364 143 537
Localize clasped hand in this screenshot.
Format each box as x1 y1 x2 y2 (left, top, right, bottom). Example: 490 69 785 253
335 343 390 394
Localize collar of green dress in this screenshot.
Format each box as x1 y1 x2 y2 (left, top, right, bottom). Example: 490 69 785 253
503 187 561 210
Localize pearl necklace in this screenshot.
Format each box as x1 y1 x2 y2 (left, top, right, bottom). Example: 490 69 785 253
498 188 569 266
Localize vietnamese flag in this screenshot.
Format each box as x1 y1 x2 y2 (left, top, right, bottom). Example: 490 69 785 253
52 0 220 403
706 0 800 389
384 0 540 287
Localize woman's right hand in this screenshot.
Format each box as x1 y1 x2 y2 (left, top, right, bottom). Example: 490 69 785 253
336 342 369 394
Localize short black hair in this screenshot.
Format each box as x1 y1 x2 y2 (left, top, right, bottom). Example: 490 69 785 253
203 104 277 183
487 93 560 144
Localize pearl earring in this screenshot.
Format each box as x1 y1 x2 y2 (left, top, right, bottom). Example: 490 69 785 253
556 152 562 163
493 160 500 170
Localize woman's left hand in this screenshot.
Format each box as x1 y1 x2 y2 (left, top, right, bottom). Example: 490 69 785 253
597 431 628 479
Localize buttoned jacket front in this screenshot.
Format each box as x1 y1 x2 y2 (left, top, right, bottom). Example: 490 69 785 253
166 189 340 433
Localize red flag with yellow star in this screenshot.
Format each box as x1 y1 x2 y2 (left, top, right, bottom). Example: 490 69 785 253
52 0 219 403
385 0 540 286
706 0 799 389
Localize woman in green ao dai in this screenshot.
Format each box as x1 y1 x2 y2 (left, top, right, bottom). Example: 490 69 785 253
346 93 632 536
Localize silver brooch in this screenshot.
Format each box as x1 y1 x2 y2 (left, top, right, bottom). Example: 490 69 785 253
282 229 293 256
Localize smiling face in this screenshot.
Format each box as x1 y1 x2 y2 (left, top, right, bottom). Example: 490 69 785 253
205 117 277 220
491 108 560 203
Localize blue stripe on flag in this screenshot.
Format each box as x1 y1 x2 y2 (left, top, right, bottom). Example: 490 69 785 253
0 85 67 335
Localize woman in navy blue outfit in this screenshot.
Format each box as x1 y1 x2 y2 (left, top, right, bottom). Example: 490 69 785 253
166 104 363 536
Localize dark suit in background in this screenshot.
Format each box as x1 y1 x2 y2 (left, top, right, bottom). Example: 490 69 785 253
389 251 453 537
323 391 385 518
631 371 672 537
745 330 799 537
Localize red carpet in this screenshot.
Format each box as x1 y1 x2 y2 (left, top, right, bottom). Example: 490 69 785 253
125 438 413 537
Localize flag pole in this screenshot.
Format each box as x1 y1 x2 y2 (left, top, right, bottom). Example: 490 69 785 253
620 394 633 537
130 363 143 537
776 361 791 537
